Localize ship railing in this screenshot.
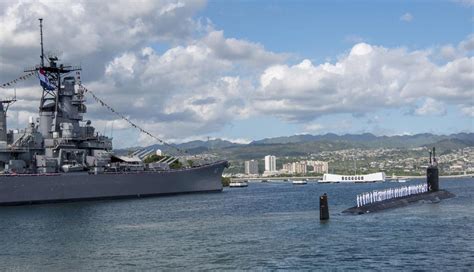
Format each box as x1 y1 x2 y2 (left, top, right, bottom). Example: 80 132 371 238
93 160 227 175
0 173 61 177
356 183 428 207
1 147 30 152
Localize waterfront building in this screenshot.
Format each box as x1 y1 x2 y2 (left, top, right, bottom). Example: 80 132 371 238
264 155 277 175
306 160 328 174
244 160 259 175
294 162 307 174
320 172 386 183
282 161 307 174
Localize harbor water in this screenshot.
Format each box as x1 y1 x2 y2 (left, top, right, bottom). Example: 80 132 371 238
0 178 473 270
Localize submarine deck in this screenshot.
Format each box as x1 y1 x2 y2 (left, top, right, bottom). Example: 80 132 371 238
342 190 455 215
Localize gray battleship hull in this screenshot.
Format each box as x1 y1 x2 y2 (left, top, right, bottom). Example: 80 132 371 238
0 160 228 206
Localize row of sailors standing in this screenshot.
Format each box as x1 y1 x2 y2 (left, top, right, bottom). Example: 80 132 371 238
356 183 428 207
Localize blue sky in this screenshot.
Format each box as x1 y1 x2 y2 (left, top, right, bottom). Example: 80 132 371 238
1 0 472 145
199 0 473 140
202 0 471 54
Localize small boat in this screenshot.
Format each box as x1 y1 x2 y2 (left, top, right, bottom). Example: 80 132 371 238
229 180 248 187
292 180 307 185
397 179 407 183
261 179 269 183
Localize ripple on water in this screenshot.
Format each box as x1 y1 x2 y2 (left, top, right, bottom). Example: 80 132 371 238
0 179 473 270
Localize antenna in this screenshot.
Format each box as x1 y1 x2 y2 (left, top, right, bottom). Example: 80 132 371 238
39 18 44 67
111 120 114 138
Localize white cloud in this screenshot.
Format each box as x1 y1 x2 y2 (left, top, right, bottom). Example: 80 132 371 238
105 53 137 76
303 123 324 132
1 0 472 145
439 35 474 61
202 30 286 68
453 0 474 7
0 0 287 142
461 106 474 117
400 12 414 22
84 29 285 140
345 34 365 43
415 98 447 116
254 38 474 122
0 0 208 82
220 137 252 144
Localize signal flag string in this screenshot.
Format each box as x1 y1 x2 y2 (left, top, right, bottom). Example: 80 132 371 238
0 72 36 89
78 84 188 155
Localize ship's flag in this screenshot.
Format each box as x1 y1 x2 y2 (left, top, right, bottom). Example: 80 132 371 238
38 69 55 90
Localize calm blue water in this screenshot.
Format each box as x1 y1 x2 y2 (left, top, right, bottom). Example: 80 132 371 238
0 179 473 271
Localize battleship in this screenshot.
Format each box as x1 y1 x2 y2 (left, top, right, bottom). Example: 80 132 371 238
0 19 228 206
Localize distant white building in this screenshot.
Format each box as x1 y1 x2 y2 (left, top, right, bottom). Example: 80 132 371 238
309 161 328 174
264 155 277 175
282 161 307 174
244 160 259 175
320 172 386 183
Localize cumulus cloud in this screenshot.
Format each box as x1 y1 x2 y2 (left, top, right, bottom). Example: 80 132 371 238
439 35 474 61
1 0 472 146
254 39 473 122
0 0 208 83
303 123 324 132
400 12 414 22
461 106 474 117
83 30 284 141
453 0 474 7
345 34 365 43
415 98 447 116
0 0 286 144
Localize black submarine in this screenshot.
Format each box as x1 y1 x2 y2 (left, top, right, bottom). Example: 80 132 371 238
343 147 455 215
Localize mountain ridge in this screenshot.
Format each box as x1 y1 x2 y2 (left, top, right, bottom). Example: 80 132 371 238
114 132 474 157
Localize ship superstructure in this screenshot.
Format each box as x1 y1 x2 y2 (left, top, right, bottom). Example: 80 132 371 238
0 19 228 205
0 19 114 174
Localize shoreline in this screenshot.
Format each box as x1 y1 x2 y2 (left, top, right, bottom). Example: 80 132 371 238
231 174 473 182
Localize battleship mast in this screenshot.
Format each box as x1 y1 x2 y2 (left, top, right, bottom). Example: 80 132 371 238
39 18 44 67
25 18 81 138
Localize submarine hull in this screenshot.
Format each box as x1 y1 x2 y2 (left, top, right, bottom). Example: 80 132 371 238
343 190 455 215
0 160 227 206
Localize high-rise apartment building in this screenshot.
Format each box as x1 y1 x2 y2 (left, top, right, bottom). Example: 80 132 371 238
244 160 259 175
264 155 277 172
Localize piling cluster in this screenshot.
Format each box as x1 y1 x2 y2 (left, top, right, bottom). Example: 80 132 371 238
356 184 428 207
